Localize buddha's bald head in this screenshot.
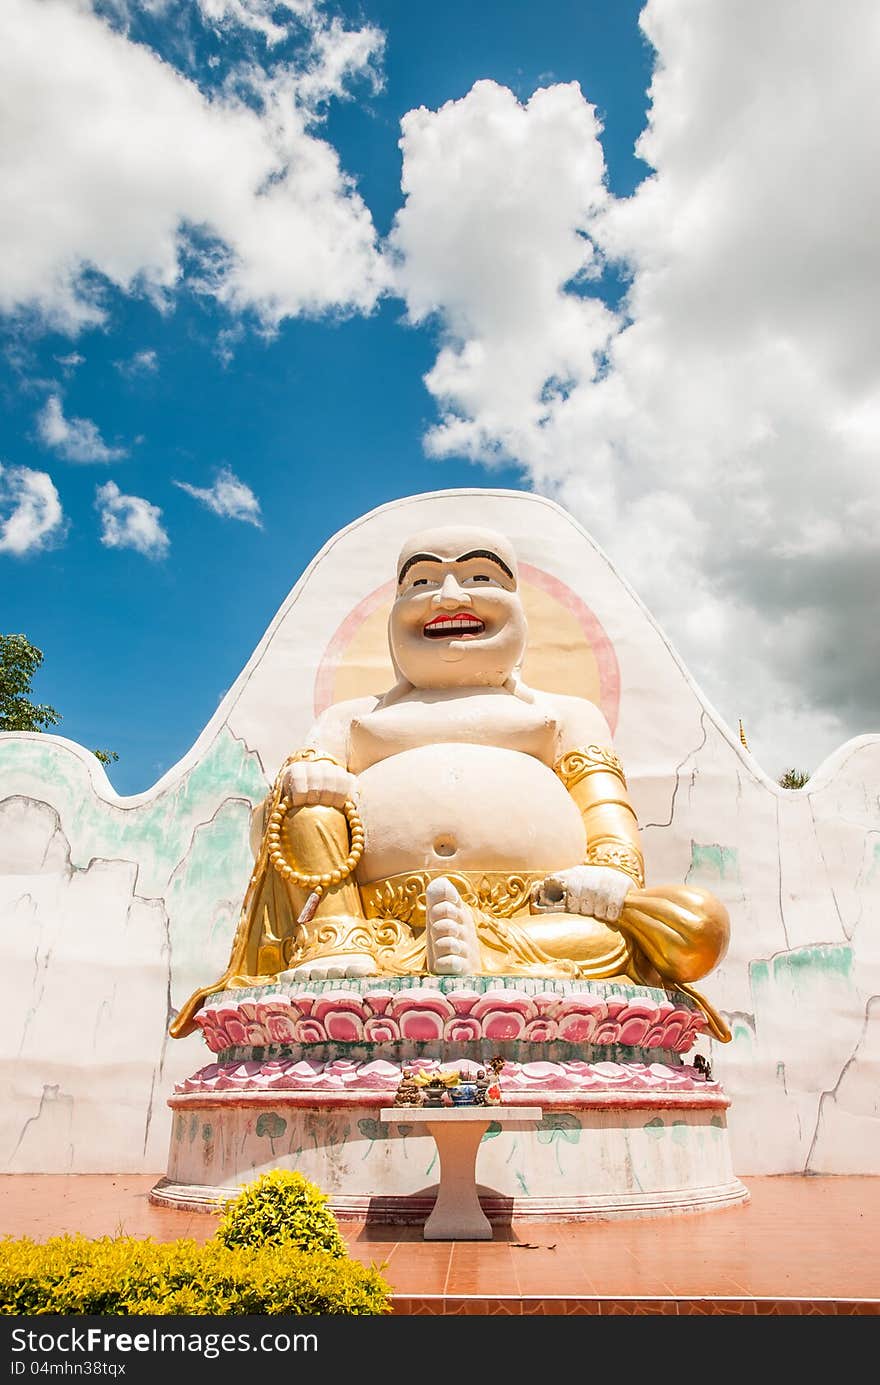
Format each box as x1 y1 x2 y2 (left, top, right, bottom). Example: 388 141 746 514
389 524 527 689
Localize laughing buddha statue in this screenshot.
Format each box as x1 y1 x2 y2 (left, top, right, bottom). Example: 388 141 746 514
172 525 731 1041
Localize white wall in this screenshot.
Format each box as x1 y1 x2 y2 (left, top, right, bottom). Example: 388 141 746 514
1 488 877 1174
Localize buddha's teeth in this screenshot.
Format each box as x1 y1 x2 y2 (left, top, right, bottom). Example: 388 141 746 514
424 617 485 636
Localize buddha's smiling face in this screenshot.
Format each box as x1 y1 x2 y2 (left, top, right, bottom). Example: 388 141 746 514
389 525 527 689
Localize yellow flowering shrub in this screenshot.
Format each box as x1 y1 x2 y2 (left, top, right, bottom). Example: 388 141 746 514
0 1235 392 1315
215 1170 346 1257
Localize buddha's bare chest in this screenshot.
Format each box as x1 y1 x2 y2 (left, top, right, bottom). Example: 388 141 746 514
348 691 558 773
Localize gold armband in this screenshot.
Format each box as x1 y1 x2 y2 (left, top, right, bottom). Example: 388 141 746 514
273 747 344 789
554 746 645 888
287 748 343 768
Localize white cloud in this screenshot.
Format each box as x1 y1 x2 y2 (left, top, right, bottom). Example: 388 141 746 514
0 464 65 556
55 352 84 372
391 2 880 779
95 480 169 557
194 1 314 47
0 0 387 333
36 394 126 463
173 467 262 525
114 349 158 377
391 81 615 487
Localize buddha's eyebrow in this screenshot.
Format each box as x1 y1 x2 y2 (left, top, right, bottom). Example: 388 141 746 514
397 548 515 585
456 549 515 581
398 552 442 584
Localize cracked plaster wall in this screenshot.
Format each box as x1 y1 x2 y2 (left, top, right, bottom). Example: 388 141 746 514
1 488 877 1174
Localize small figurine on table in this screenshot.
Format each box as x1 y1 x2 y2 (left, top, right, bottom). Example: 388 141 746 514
422 1075 449 1107
474 1069 491 1106
394 1065 424 1107
482 1056 504 1105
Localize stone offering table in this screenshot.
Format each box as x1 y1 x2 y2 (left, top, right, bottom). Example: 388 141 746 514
380 1106 542 1240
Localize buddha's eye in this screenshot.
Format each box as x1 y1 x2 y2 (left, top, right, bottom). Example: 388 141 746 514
464 574 493 584
412 578 430 587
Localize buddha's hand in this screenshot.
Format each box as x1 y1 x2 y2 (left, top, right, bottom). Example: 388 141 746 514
282 758 358 809
538 865 632 923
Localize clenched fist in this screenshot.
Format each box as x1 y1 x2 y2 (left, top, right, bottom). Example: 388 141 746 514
538 864 633 922
282 758 358 810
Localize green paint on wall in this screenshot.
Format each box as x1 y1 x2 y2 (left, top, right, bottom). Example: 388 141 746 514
688 843 740 884
644 1117 665 1140
256 1113 287 1140
0 727 268 894
671 1121 688 1146
750 944 853 997
357 1118 390 1158
537 1112 581 1145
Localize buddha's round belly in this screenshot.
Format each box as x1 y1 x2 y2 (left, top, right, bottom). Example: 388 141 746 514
355 743 586 883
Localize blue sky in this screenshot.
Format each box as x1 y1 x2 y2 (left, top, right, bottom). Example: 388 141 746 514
2 0 877 792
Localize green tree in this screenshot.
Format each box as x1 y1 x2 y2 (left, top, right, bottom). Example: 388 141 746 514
779 768 810 789
0 634 61 733
1 633 118 765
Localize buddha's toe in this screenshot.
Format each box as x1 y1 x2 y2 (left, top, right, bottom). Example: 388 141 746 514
426 877 461 909
284 952 377 981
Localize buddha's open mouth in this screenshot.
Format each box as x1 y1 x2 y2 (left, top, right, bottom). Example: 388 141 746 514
423 612 486 640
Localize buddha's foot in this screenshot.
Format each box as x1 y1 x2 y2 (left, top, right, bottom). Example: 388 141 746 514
281 953 378 982
426 877 481 976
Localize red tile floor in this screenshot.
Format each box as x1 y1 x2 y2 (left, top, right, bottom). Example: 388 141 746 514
1 1174 878 1315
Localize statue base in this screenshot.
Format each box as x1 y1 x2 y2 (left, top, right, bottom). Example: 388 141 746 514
152 977 748 1222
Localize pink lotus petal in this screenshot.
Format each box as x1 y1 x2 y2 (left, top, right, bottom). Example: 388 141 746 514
363 1017 401 1041
471 989 536 1022
399 1011 445 1041
324 1012 365 1042
362 989 395 1016
354 1060 401 1087
620 1000 661 1022
557 1013 599 1043
617 1018 652 1045
312 992 368 1024
520 1061 562 1081
289 993 316 1017
254 997 294 1019
294 1019 327 1043
443 1017 482 1041
591 1022 621 1045
482 1010 527 1040
389 991 455 1019
265 1015 298 1044
603 997 629 1020
360 1019 399 1041
532 992 565 1018
523 1018 559 1041
445 989 481 1016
